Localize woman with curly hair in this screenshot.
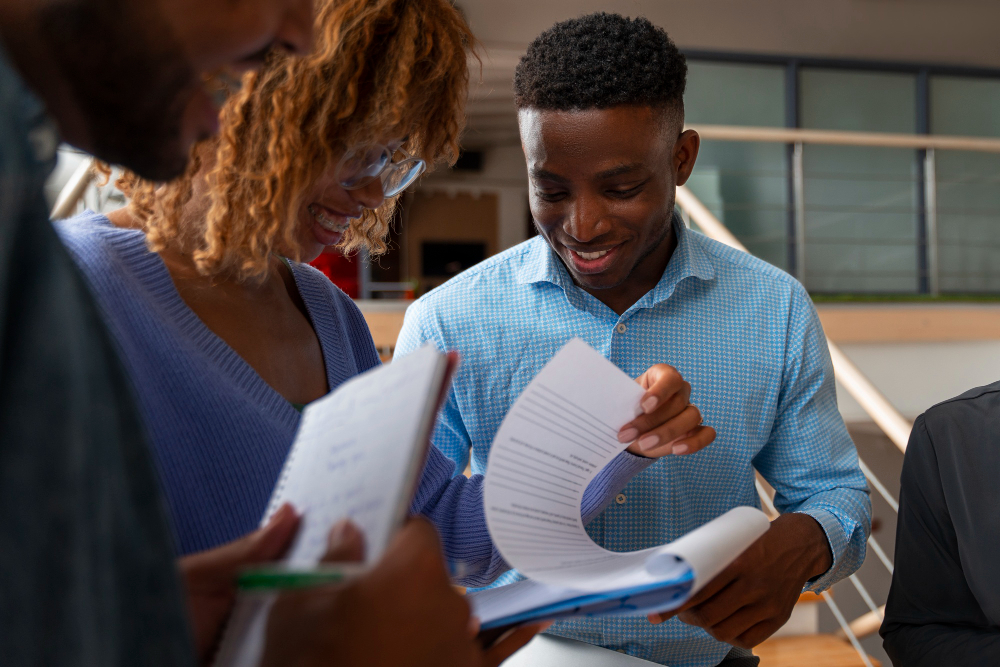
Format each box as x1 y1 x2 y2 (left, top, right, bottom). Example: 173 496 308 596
55 0 681 594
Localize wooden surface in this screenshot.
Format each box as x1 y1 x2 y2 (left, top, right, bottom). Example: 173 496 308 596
815 304 1000 343
755 635 881 667
359 308 409 350
356 299 410 352
358 299 1000 350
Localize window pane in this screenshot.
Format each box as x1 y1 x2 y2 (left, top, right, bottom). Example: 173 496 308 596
931 76 1000 292
800 69 918 293
686 62 786 127
685 62 788 269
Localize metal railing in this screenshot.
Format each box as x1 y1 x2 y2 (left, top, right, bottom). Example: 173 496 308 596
687 123 1000 297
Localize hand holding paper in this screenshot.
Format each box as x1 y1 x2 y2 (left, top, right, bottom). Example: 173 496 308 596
619 363 717 458
472 338 770 629
651 512 834 649
259 517 544 667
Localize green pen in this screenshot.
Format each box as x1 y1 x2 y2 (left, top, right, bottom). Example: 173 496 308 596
237 560 472 592
237 564 368 592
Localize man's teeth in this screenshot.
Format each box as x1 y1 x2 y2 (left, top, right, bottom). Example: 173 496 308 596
574 249 609 261
308 204 350 233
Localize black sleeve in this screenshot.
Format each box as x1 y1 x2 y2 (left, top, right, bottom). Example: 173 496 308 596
880 414 1000 666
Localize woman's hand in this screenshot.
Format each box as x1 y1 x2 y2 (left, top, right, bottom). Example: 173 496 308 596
617 363 716 458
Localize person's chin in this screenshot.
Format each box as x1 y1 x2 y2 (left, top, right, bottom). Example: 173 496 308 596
310 219 344 248
571 271 627 292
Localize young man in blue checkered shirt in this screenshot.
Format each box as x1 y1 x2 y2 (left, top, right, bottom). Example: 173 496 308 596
396 12 870 667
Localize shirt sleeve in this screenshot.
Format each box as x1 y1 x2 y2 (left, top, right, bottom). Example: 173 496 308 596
753 282 871 592
880 414 1000 666
410 444 653 588
395 299 472 473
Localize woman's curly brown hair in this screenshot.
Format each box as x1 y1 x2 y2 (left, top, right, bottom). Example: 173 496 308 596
112 0 475 281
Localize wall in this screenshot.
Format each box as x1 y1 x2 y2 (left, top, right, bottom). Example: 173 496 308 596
836 340 1000 422
460 0 1000 70
403 191 499 293
417 143 530 252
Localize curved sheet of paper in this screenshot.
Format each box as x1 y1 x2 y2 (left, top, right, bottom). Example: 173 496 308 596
483 338 769 592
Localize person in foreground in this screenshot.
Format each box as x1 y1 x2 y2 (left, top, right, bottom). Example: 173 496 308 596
879 384 1000 665
0 0 537 664
56 0 711 658
394 13 872 667
0 0 317 663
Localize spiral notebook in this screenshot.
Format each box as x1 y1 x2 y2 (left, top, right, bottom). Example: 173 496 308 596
213 344 450 666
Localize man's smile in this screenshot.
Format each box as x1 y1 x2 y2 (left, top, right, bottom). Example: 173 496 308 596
562 242 624 275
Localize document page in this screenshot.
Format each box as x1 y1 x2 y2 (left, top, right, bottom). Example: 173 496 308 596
214 344 447 666
483 338 770 594
266 343 446 566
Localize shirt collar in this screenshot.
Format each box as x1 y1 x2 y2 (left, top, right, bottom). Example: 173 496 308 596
515 211 716 308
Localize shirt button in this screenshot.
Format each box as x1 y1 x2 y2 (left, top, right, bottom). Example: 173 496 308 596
617 649 627 654
616 323 627 334
615 493 627 505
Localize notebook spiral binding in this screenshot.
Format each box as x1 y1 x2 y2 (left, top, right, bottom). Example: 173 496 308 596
262 433 303 523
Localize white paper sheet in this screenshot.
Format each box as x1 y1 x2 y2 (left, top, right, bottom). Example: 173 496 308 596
265 343 445 566
483 338 770 595
213 344 447 666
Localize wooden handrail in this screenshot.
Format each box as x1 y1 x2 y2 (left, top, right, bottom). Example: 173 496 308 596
675 185 913 453
688 124 1000 153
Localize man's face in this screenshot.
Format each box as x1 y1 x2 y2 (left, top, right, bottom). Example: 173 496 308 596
519 106 699 307
38 0 312 180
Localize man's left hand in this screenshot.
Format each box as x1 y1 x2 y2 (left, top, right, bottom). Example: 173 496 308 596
647 513 833 649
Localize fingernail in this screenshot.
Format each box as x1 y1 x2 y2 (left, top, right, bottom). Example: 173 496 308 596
642 397 658 414
638 434 659 451
672 444 689 455
618 427 639 443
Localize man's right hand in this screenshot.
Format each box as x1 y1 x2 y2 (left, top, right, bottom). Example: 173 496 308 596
261 517 542 667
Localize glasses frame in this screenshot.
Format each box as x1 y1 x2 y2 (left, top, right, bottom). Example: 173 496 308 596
336 144 427 198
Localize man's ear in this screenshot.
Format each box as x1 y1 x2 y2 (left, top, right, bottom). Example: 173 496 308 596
673 130 701 187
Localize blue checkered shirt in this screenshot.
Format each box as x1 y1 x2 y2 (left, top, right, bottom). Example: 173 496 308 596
394 214 871 667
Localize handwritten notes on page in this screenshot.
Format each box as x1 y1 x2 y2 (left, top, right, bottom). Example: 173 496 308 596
214 344 448 666
476 338 770 628
264 343 447 566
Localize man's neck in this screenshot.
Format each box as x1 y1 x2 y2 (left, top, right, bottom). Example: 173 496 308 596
582 224 677 316
0 0 89 146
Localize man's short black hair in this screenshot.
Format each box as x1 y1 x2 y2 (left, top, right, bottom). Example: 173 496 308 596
514 12 686 121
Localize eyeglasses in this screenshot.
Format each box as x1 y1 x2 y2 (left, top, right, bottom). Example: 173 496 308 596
336 144 426 198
